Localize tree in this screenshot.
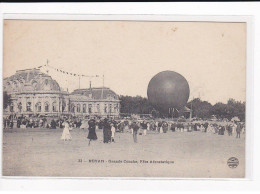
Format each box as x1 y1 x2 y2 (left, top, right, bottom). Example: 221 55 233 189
226 98 245 121
3 91 12 109
119 95 154 114
210 99 245 121
187 98 213 119
212 102 228 119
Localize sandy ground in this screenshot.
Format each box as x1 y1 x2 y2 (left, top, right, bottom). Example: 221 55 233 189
2 128 245 178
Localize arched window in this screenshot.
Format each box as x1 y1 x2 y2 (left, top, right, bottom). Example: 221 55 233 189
6 82 11 90
109 104 112 113
44 102 49 112
88 104 92 114
104 104 107 113
10 103 14 112
45 79 49 85
19 80 24 87
77 104 81 113
35 102 41 112
52 102 57 112
26 102 32 112
114 104 118 112
97 104 100 113
71 104 75 113
13 81 18 91
18 102 22 112
83 104 86 113
32 80 38 90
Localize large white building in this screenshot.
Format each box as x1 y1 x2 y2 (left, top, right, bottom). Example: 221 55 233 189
3 68 120 118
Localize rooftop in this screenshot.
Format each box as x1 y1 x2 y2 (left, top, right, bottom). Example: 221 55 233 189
3 68 61 93
72 87 119 100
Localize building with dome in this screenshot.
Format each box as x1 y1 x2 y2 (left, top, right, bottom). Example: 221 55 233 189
3 68 120 118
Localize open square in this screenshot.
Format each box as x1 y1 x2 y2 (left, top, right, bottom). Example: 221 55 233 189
2 128 245 178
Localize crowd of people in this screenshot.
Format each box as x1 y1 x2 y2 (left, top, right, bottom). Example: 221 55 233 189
60 117 246 144
3 114 82 129
3 114 245 145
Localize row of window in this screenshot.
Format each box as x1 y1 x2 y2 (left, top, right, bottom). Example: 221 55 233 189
5 79 49 90
9 102 119 113
6 79 49 87
5 79 54 93
70 103 119 113
9 102 58 113
35 102 57 112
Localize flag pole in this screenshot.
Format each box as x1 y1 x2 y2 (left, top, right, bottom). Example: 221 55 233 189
190 97 194 121
79 76 80 89
101 74 104 99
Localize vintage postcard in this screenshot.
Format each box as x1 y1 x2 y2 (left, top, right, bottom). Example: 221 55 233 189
2 17 248 178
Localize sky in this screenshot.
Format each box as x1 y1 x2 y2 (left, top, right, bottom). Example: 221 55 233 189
3 20 246 104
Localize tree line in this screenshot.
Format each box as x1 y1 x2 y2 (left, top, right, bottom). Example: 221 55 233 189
119 95 245 121
3 92 245 121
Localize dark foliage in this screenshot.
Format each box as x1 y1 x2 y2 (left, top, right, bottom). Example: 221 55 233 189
3 91 11 109
187 98 245 121
120 95 245 121
119 95 154 115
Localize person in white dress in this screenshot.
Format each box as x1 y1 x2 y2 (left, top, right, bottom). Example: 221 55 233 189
231 122 237 135
80 119 89 130
147 122 150 131
200 125 205 132
61 121 72 141
160 126 163 133
207 124 214 133
111 124 116 143
124 123 130 133
129 121 133 134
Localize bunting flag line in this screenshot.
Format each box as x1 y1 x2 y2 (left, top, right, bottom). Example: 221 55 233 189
37 63 99 78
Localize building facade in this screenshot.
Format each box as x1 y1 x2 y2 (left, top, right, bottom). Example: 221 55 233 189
3 68 120 118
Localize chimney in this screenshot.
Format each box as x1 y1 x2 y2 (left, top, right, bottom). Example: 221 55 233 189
89 81 93 98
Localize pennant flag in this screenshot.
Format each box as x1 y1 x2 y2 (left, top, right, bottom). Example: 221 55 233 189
43 63 102 80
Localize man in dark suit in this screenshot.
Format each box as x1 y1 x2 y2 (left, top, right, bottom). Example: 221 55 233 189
236 122 242 138
131 121 139 143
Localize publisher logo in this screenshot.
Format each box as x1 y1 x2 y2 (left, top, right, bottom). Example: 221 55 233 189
227 157 239 169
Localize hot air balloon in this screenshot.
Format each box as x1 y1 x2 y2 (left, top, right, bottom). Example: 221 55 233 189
147 71 190 115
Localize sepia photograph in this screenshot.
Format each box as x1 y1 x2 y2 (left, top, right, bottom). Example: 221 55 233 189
2 18 247 178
